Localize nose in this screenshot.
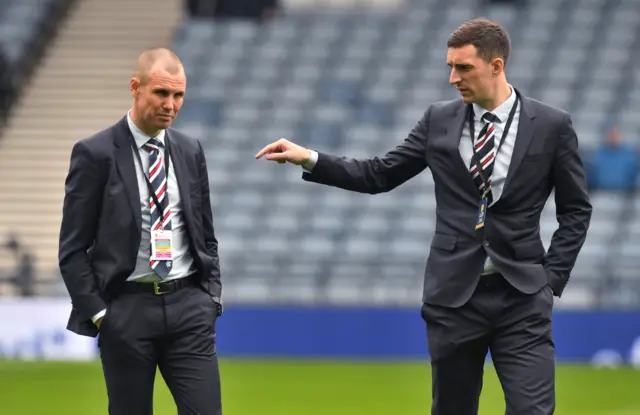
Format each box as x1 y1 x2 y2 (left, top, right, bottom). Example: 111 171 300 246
162 98 175 112
449 68 461 85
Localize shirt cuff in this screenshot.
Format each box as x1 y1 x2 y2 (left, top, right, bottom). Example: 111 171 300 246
302 150 318 172
92 309 106 324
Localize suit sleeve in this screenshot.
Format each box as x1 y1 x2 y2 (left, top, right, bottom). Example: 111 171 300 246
302 107 431 194
58 141 107 322
545 113 592 297
197 141 222 301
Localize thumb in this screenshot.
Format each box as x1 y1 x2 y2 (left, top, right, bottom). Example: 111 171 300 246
265 151 293 163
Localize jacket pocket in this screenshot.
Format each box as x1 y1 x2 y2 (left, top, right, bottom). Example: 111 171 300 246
430 234 457 251
513 238 545 261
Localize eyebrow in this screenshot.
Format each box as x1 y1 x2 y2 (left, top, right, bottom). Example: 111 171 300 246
153 88 185 95
448 63 474 69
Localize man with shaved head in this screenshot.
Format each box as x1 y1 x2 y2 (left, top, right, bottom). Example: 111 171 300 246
58 47 223 414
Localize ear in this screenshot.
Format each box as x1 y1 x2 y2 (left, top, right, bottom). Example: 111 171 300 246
130 77 141 97
491 58 505 77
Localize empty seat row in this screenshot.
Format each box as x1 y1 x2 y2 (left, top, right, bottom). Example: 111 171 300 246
168 0 640 307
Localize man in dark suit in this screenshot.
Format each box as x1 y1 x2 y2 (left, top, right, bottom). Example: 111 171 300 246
58 47 223 415
256 18 592 415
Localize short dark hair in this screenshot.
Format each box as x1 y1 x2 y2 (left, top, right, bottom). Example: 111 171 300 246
447 18 511 66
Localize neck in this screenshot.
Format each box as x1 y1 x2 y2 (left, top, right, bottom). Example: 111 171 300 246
130 107 160 137
477 80 511 112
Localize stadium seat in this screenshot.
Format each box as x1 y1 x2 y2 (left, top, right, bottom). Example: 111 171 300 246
166 0 640 307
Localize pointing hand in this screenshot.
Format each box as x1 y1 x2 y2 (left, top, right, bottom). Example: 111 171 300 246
255 138 311 165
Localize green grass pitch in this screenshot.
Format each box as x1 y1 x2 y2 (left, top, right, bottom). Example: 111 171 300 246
1 359 639 414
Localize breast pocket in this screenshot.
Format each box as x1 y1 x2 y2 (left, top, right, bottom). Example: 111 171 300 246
522 152 552 163
519 152 554 185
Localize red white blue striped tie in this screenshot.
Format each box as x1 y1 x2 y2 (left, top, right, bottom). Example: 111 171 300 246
144 138 172 278
469 112 499 204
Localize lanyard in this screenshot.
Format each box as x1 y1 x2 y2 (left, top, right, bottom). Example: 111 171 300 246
467 94 519 196
130 135 171 219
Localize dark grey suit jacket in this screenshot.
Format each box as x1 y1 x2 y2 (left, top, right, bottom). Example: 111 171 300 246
58 116 222 337
303 90 592 308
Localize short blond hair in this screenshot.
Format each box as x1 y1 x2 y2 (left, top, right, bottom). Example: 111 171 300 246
133 47 184 85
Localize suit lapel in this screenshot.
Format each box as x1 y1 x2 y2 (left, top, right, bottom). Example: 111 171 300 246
448 102 481 195
448 103 468 172
503 94 537 193
165 129 193 220
113 117 142 231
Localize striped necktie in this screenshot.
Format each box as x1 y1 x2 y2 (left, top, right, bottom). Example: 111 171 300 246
144 138 172 278
469 112 499 204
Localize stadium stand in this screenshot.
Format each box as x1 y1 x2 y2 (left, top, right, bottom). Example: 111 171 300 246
0 0 75 99
1 0 639 308
0 0 77 291
0 0 183 294
169 0 640 308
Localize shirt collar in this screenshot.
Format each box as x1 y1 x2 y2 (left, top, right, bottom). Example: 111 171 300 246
472 84 516 123
126 111 166 149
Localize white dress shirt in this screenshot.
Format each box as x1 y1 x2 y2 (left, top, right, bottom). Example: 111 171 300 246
303 86 521 275
458 86 520 273
459 86 519 208
92 112 195 323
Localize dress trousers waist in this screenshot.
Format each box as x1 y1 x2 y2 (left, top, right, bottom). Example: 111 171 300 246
120 274 199 296
477 272 511 291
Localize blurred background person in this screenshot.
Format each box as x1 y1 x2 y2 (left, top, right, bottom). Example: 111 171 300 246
586 123 639 193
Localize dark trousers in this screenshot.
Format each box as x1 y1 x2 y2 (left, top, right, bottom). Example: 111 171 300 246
421 273 555 415
98 281 222 415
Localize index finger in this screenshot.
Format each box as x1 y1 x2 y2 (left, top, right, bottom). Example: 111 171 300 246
255 142 278 159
